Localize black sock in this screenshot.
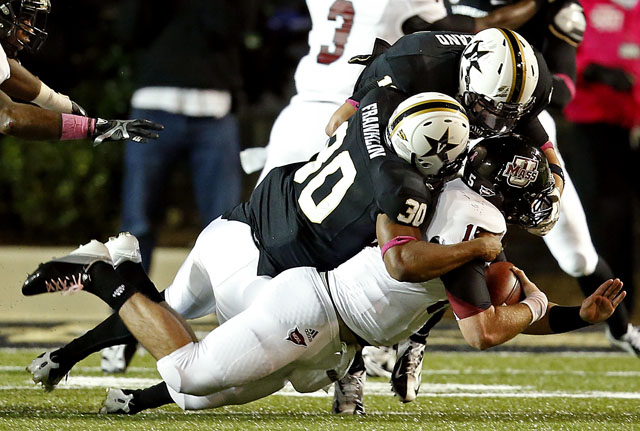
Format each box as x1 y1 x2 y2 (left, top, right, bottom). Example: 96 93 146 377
52 263 166 375
125 382 173 414
52 312 138 376
115 261 164 304
348 349 366 374
577 256 629 338
86 262 138 310
410 308 446 344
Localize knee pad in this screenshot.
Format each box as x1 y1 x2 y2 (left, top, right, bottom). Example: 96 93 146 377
156 342 224 396
556 250 598 278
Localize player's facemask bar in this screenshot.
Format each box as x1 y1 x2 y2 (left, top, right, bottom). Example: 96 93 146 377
420 149 469 190
15 0 49 53
461 92 535 138
465 169 554 229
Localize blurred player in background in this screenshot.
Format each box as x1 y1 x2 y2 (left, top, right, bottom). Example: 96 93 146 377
562 0 640 354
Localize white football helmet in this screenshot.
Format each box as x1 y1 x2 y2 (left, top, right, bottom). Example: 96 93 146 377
386 92 470 183
458 28 539 138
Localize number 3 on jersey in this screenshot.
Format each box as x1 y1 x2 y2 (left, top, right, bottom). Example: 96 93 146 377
294 129 357 224
397 198 427 227
317 0 354 64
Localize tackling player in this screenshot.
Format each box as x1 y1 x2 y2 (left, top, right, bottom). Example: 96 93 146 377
325 28 563 234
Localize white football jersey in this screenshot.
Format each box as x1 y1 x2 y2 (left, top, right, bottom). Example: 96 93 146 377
294 0 447 104
0 45 10 86
329 178 506 346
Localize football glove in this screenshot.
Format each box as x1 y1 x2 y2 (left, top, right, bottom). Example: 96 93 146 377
92 118 164 146
71 101 87 116
527 187 561 237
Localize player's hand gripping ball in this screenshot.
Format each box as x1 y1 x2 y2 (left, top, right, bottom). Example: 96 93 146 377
484 262 522 306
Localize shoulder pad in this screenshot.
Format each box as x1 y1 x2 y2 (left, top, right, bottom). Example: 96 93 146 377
550 2 586 46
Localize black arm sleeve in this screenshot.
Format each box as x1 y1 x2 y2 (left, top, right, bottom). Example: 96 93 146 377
441 260 492 319
514 117 550 147
547 306 590 333
544 31 578 109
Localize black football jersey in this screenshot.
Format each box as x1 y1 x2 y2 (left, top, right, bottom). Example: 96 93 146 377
226 86 433 277
350 31 553 147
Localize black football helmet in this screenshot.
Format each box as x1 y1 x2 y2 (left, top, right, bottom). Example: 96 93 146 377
0 0 50 57
463 134 555 229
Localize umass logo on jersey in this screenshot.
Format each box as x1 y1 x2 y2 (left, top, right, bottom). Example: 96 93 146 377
285 326 319 347
502 156 539 188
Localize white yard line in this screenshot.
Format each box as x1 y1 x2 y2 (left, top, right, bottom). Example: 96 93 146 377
3 376 639 400
4 364 640 376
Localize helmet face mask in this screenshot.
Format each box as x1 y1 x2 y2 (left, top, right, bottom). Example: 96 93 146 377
458 28 539 138
386 91 470 185
463 134 555 230
461 91 535 138
0 0 50 57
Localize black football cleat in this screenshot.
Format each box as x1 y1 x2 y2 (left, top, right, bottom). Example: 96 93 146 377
22 240 112 296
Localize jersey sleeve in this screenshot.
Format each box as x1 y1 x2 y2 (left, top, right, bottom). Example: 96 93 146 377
441 260 492 319
514 116 550 148
543 0 584 108
521 51 553 123
374 159 432 230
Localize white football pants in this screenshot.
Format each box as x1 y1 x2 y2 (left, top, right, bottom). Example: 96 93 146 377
158 267 354 410
538 110 599 277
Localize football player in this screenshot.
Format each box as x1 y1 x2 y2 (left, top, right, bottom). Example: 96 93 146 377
325 28 563 234
22 91 501 389
386 0 640 405
33 135 625 415
0 0 163 144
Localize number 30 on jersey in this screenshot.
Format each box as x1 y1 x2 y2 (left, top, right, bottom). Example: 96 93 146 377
294 129 357 224
397 198 427 227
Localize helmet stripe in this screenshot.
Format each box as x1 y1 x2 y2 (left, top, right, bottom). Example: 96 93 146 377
388 100 467 136
498 29 526 104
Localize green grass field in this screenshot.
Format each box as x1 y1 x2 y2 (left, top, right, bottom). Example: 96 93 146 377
1 347 639 431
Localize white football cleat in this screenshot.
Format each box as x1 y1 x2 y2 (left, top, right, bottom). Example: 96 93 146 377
26 350 66 391
607 324 640 357
362 346 394 379
391 339 425 403
101 343 138 374
22 240 111 296
104 232 142 267
100 388 135 414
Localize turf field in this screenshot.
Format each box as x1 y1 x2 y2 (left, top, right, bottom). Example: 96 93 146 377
2 344 639 431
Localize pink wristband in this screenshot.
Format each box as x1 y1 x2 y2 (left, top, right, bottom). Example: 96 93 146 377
60 114 95 140
381 235 417 259
346 98 360 110
540 141 554 152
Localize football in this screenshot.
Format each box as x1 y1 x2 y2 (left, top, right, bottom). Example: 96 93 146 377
484 261 522 306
